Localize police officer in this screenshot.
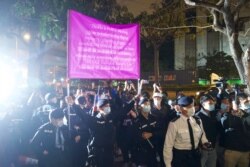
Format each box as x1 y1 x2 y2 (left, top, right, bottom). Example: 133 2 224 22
67 95 136 167
30 108 71 167
132 97 159 167
64 95 90 167
32 92 58 130
163 96 209 167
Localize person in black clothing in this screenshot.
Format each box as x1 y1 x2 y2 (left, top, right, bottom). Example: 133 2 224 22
132 97 160 167
215 95 231 167
150 92 173 167
64 95 90 167
221 100 250 167
32 92 58 131
117 97 138 166
66 95 136 167
30 108 71 167
196 94 218 167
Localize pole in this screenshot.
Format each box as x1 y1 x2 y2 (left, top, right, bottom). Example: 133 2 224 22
138 79 140 95
67 81 71 131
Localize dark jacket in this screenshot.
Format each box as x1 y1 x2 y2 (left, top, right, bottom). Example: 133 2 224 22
221 112 249 151
196 110 219 148
75 99 135 149
30 123 71 155
133 113 160 150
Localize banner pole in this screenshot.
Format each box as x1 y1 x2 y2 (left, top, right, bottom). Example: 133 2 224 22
67 80 71 132
138 79 140 95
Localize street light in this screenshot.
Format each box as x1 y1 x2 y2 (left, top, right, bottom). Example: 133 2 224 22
23 32 31 42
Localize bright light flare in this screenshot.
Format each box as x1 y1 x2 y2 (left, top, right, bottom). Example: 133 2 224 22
0 59 28 104
0 64 16 101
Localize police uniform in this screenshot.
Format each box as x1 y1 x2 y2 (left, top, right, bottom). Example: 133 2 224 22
30 122 71 167
130 97 160 167
64 104 90 167
163 96 208 167
32 93 58 131
75 98 135 167
132 112 160 167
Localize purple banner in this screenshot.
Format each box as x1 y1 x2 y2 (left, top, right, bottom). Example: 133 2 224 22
67 10 140 79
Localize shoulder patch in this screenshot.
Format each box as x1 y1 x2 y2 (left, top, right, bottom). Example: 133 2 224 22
171 115 180 122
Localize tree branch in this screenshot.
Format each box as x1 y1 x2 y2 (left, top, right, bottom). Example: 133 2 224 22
233 0 249 15
216 0 225 7
184 0 222 13
211 9 227 34
240 16 250 22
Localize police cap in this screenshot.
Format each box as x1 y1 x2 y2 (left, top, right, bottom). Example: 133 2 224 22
49 108 64 119
199 94 214 104
139 97 149 106
177 96 193 107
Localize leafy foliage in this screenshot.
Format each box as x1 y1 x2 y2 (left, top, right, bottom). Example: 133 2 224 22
136 1 188 47
11 0 133 42
198 51 239 79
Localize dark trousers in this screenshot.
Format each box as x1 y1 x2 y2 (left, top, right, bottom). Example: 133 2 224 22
156 139 165 167
172 148 201 167
94 147 114 167
71 143 88 167
38 149 71 167
134 148 157 167
118 127 134 163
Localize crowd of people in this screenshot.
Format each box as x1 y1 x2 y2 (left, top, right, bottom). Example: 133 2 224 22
0 80 250 167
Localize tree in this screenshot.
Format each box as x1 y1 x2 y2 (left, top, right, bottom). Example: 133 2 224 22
184 0 250 92
198 51 239 79
135 1 188 82
10 0 133 83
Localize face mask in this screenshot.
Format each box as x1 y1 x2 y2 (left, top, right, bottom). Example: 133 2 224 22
203 104 215 111
246 109 250 114
103 107 111 115
154 99 161 107
57 120 64 127
241 103 250 110
185 107 195 117
220 103 228 111
142 105 151 113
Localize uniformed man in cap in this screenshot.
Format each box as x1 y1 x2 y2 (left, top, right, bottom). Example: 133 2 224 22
163 96 209 167
32 92 58 130
30 108 71 167
132 97 160 167
66 96 136 167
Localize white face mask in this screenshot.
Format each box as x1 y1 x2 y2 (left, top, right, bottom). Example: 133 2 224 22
241 103 250 110
153 99 161 107
184 107 195 117
103 107 111 115
142 105 151 113
57 120 64 127
203 103 215 111
220 103 228 111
